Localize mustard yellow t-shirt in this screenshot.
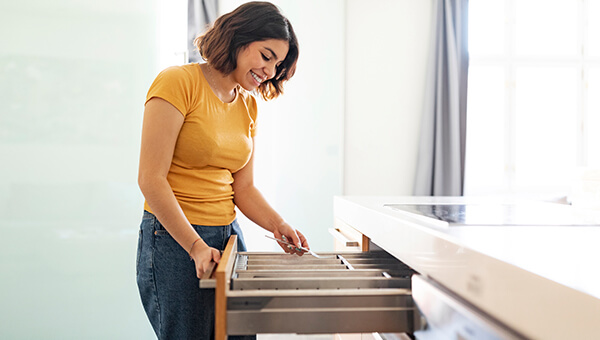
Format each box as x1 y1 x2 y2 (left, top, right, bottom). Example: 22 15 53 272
144 63 257 226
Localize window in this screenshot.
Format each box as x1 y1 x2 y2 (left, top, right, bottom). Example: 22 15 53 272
465 0 600 197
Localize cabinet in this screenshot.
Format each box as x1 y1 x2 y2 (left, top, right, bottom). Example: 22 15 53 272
330 220 413 340
330 217 370 252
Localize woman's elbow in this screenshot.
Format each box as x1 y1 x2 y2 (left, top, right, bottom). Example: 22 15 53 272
138 171 162 195
232 181 253 196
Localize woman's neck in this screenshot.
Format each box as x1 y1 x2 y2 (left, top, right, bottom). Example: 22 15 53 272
204 63 236 103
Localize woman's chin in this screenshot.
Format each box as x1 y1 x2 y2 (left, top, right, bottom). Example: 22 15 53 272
241 83 259 92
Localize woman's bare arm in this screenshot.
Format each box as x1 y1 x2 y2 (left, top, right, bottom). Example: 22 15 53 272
138 97 220 277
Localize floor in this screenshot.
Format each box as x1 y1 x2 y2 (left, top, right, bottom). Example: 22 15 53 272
258 335 334 339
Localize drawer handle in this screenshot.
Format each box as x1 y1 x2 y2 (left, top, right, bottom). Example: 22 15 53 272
199 262 217 288
203 261 217 278
328 228 359 247
199 249 227 289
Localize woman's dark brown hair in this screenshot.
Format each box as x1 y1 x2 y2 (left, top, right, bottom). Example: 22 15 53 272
195 1 299 100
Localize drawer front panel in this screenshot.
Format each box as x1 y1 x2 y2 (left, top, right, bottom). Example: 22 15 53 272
228 308 417 335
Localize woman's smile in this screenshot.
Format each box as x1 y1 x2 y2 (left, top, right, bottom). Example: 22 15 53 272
235 39 289 91
250 70 265 85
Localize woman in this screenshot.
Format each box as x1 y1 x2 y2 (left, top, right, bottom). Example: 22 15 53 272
136 2 308 339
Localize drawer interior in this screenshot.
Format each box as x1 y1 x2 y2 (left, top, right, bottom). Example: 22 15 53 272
225 251 420 335
231 251 414 290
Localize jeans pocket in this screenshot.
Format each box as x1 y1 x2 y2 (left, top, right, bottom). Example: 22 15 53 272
153 228 189 262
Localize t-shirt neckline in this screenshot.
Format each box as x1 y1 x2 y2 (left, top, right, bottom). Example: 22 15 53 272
198 63 239 105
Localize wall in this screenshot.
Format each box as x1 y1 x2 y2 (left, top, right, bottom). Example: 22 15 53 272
222 0 433 252
0 0 432 338
220 0 346 253
344 0 433 195
0 0 157 339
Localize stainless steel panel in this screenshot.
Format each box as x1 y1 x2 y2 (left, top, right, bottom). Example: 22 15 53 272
227 290 417 335
247 258 343 265
246 256 340 262
227 289 412 308
412 275 525 340
235 269 393 279
246 264 347 270
232 276 411 290
228 308 416 335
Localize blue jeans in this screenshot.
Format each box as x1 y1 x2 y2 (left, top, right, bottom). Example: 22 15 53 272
136 211 255 340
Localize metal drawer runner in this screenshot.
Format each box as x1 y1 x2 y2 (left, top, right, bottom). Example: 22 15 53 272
203 236 420 339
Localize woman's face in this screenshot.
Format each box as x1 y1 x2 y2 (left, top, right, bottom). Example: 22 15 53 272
233 39 289 91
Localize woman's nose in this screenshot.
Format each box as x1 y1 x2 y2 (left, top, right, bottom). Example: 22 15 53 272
264 64 276 80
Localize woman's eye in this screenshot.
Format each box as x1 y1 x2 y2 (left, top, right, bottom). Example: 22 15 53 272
261 53 270 61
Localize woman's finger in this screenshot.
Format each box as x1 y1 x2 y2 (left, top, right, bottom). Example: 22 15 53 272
296 229 309 249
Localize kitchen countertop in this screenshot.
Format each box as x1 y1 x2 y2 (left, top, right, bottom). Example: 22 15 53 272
333 196 600 339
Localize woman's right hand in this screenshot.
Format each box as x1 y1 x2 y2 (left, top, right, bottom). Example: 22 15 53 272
190 243 221 279
273 222 309 256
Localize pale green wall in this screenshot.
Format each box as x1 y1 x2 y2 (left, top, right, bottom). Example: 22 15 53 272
0 1 156 338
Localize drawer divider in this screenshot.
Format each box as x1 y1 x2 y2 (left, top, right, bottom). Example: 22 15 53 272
337 255 355 270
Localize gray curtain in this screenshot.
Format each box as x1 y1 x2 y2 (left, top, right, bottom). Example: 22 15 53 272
188 0 219 63
413 0 469 196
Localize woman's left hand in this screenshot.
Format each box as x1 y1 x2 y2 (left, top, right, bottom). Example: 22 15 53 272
273 222 309 256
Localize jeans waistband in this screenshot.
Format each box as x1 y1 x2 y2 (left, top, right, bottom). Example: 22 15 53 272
143 210 237 229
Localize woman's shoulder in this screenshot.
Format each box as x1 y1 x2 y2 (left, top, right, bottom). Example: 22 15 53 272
150 63 206 98
156 63 202 82
147 64 204 114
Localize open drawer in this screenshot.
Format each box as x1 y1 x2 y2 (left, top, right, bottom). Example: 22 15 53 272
202 235 421 339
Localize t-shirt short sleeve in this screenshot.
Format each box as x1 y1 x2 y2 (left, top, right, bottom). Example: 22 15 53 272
145 66 196 117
